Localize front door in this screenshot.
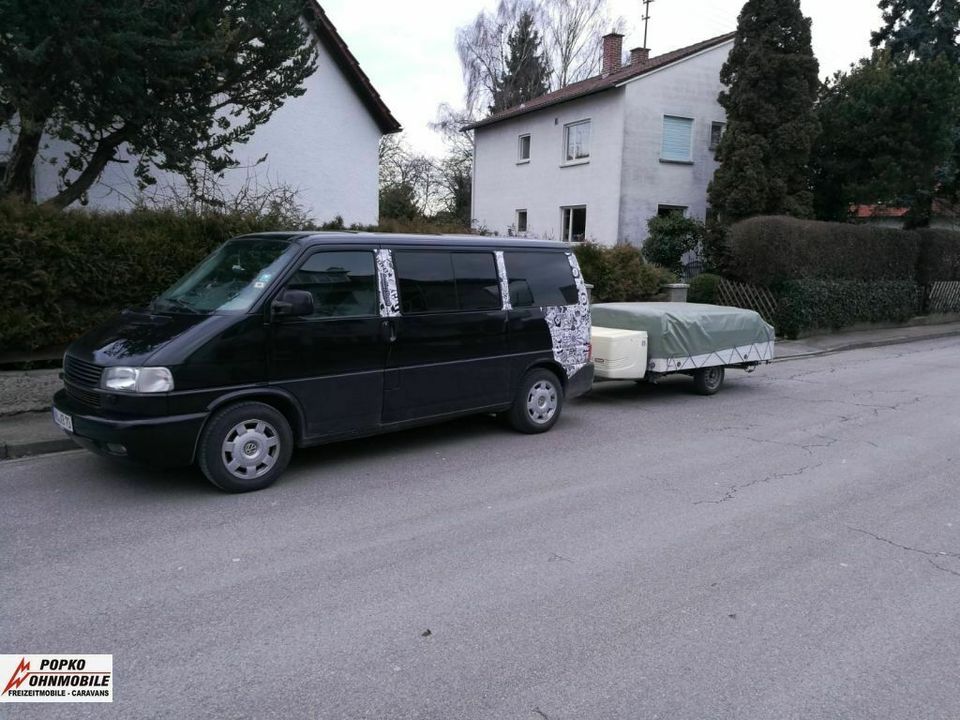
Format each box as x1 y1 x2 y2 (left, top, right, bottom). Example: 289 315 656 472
270 247 386 439
382 249 509 423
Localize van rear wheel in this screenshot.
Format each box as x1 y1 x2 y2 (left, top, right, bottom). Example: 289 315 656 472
199 402 293 492
509 368 563 433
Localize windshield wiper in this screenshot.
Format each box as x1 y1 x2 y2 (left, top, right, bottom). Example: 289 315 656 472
152 297 201 314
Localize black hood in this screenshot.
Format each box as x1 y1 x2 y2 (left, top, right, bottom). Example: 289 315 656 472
68 309 232 367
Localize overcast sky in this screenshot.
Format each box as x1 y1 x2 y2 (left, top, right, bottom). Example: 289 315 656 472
323 0 884 156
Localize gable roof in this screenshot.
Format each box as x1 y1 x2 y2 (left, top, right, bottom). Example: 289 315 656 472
303 2 401 134
464 32 735 131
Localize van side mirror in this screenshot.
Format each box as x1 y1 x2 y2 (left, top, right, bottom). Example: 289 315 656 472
272 289 314 318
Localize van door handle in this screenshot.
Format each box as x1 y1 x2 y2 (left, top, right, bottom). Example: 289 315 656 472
381 319 397 343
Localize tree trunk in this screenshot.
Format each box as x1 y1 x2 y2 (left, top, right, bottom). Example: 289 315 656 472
42 129 129 210
1 113 46 202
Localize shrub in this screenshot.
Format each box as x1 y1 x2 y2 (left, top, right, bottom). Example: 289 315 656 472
643 214 704 275
915 228 960 284
688 273 721 304
701 220 730 274
775 280 920 339
573 242 668 302
727 216 919 286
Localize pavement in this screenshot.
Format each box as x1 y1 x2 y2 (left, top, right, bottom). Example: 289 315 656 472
2 319 958 461
3 336 959 719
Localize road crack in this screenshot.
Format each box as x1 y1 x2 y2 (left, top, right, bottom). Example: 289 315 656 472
848 526 960 578
695 462 824 505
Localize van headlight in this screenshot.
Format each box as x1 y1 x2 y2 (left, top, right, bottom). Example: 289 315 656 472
102 367 174 393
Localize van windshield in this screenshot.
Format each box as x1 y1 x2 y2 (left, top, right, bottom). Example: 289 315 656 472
152 238 297 314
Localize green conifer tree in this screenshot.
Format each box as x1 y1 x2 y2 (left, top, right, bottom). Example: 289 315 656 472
490 11 551 115
707 0 820 225
872 0 960 63
871 0 960 217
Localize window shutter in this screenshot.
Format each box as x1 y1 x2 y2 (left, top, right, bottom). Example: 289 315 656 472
661 117 693 162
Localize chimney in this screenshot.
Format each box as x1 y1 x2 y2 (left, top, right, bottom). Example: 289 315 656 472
601 32 624 74
630 47 650 64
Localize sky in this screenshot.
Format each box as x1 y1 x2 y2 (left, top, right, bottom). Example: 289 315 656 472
322 0 885 156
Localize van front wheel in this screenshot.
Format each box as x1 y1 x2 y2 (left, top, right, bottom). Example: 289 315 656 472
509 368 564 434
198 402 293 492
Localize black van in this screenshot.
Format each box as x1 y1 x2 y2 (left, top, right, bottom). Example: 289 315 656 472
52 233 594 491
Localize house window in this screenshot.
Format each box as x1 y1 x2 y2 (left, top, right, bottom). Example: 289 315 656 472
518 134 531 162
516 209 528 233
709 122 725 151
563 120 591 163
657 205 687 218
661 116 694 163
560 206 586 242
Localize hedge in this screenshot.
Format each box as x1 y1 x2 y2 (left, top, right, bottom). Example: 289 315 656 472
573 242 675 303
727 216 920 286
727 216 960 287
775 280 920 339
0 202 284 351
916 228 960 285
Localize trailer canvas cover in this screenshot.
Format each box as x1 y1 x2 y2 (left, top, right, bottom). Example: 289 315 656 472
591 303 775 373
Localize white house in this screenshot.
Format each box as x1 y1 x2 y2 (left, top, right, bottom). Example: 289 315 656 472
467 31 735 245
0 2 400 225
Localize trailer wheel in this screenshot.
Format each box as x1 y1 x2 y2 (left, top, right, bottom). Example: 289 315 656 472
693 367 724 396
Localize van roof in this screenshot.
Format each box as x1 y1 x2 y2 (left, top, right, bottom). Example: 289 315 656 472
234 231 571 250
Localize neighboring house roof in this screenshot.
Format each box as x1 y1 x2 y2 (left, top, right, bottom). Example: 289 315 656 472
854 201 958 219
463 31 736 131
853 204 909 219
303 2 401 134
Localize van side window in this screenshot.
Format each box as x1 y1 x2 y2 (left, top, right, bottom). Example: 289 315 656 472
451 253 500 310
503 251 579 307
395 251 502 313
288 251 377 317
394 251 458 313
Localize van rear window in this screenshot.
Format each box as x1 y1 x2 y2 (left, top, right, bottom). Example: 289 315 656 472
503 251 578 307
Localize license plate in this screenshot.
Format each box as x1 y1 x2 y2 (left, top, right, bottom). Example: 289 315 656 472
53 407 74 433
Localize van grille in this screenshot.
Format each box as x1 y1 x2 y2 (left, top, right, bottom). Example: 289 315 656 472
63 356 103 388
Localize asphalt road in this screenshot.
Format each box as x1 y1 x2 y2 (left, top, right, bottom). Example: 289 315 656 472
3 337 960 720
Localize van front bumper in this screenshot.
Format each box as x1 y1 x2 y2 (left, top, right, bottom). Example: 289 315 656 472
52 390 207 467
566 363 594 399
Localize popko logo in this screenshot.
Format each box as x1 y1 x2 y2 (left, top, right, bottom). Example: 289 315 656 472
0 655 112 703
2 658 30 694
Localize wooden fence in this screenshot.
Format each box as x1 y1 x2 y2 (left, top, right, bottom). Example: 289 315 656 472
925 281 960 314
714 279 779 325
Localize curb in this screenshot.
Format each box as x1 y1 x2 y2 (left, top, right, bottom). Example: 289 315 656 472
0 436 79 460
774 327 960 363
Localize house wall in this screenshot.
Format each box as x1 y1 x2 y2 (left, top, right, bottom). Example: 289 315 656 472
618 41 732 245
472 91 625 245
0 30 385 225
